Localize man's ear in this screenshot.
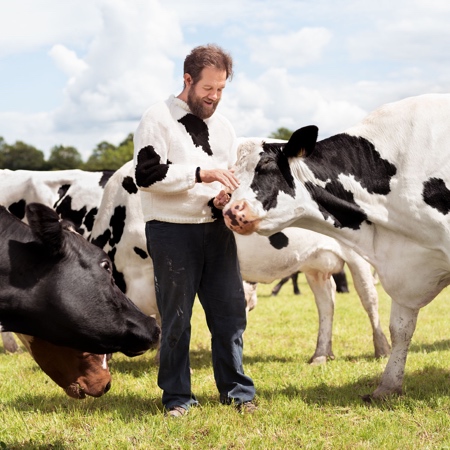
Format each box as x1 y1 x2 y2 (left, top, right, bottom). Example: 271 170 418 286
184 73 193 86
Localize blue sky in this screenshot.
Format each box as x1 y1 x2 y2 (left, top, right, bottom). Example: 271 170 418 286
1 0 450 160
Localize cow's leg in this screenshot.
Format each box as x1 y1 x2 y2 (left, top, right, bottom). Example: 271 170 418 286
304 272 335 364
271 276 291 296
367 302 419 399
346 259 390 358
291 272 301 295
1 332 20 353
332 269 349 293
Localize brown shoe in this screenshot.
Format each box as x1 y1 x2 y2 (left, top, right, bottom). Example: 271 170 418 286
236 401 257 414
166 406 187 417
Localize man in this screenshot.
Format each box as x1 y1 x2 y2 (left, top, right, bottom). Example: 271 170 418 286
133 44 256 417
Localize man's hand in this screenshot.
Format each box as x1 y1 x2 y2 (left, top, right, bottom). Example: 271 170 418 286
213 189 231 210
199 168 239 191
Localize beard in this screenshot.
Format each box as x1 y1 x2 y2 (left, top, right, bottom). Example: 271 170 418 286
187 89 219 120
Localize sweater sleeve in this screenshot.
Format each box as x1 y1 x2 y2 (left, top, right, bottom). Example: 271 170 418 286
133 106 197 195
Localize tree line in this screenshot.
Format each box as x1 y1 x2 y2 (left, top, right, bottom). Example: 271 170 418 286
0 127 292 172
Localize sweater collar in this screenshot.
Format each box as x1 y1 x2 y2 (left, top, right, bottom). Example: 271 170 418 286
168 94 213 123
169 94 190 113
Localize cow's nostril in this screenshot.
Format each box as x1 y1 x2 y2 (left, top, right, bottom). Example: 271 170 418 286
104 381 111 394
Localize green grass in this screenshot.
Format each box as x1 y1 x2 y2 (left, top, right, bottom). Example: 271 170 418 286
2 273 450 449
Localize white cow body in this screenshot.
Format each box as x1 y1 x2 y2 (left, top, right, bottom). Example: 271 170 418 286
0 169 113 237
236 229 389 363
224 94 450 399
91 160 389 363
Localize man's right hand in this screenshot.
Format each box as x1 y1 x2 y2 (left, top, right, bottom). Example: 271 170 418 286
199 168 239 191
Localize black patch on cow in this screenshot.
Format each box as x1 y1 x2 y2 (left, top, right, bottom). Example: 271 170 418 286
304 134 397 195
305 180 370 229
135 145 170 188
99 170 115 188
109 205 126 247
178 114 212 156
298 133 396 229
57 184 70 199
134 247 148 259
268 232 289 249
423 177 450 215
123 176 138 194
208 198 223 220
8 199 26 220
54 195 87 232
90 228 111 249
83 207 98 232
107 247 127 293
250 144 296 211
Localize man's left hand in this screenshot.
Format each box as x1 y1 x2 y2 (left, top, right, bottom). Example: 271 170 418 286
213 190 231 210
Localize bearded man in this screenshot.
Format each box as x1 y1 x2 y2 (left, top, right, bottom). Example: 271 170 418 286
133 44 256 417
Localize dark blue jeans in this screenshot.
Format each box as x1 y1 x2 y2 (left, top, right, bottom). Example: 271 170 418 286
145 219 255 410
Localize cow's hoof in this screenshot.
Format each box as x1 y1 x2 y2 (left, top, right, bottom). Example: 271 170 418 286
309 355 327 365
361 394 373 403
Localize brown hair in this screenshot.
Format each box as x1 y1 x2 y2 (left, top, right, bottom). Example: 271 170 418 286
183 44 234 86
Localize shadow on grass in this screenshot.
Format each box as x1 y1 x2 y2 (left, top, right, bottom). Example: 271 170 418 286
107 347 297 375
0 440 68 450
256 364 450 409
409 338 450 353
5 364 450 418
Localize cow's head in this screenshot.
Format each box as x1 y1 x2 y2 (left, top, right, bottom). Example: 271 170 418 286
224 126 319 236
3 203 160 356
16 334 111 399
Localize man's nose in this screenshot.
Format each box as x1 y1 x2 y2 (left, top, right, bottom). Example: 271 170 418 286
208 91 219 100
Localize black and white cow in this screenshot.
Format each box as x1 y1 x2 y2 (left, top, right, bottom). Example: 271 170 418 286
90 160 389 364
224 93 450 399
235 228 389 363
0 169 114 351
0 168 114 237
271 269 350 296
0 202 160 356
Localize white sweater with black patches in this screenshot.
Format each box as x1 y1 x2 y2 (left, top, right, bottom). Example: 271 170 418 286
133 95 237 224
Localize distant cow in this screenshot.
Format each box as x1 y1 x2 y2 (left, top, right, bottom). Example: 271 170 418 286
90 161 389 364
224 93 450 399
15 334 111 399
0 169 114 352
271 269 350 296
235 228 389 363
0 203 160 356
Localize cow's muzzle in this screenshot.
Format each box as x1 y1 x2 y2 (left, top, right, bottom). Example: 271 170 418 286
223 200 261 235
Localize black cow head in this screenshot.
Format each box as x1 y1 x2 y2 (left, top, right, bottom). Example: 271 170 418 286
0 203 160 356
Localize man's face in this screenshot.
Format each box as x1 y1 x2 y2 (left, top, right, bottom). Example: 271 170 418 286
186 67 227 120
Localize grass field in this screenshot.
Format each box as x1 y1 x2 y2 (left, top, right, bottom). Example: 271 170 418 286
2 273 450 449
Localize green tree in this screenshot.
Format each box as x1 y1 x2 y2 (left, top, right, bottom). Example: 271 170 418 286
116 133 134 162
0 136 6 167
0 141 46 170
269 127 293 140
83 133 134 171
47 145 83 170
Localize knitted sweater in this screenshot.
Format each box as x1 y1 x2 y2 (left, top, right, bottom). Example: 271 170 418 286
133 95 237 224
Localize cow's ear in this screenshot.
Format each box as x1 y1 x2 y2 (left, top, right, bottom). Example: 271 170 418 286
26 203 64 255
283 125 318 158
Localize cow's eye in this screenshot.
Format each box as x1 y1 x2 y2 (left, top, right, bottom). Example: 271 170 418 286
101 260 112 273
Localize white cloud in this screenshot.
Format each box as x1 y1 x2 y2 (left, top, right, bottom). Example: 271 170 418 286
248 28 332 68
0 0 101 57
49 45 88 77
2 0 450 160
